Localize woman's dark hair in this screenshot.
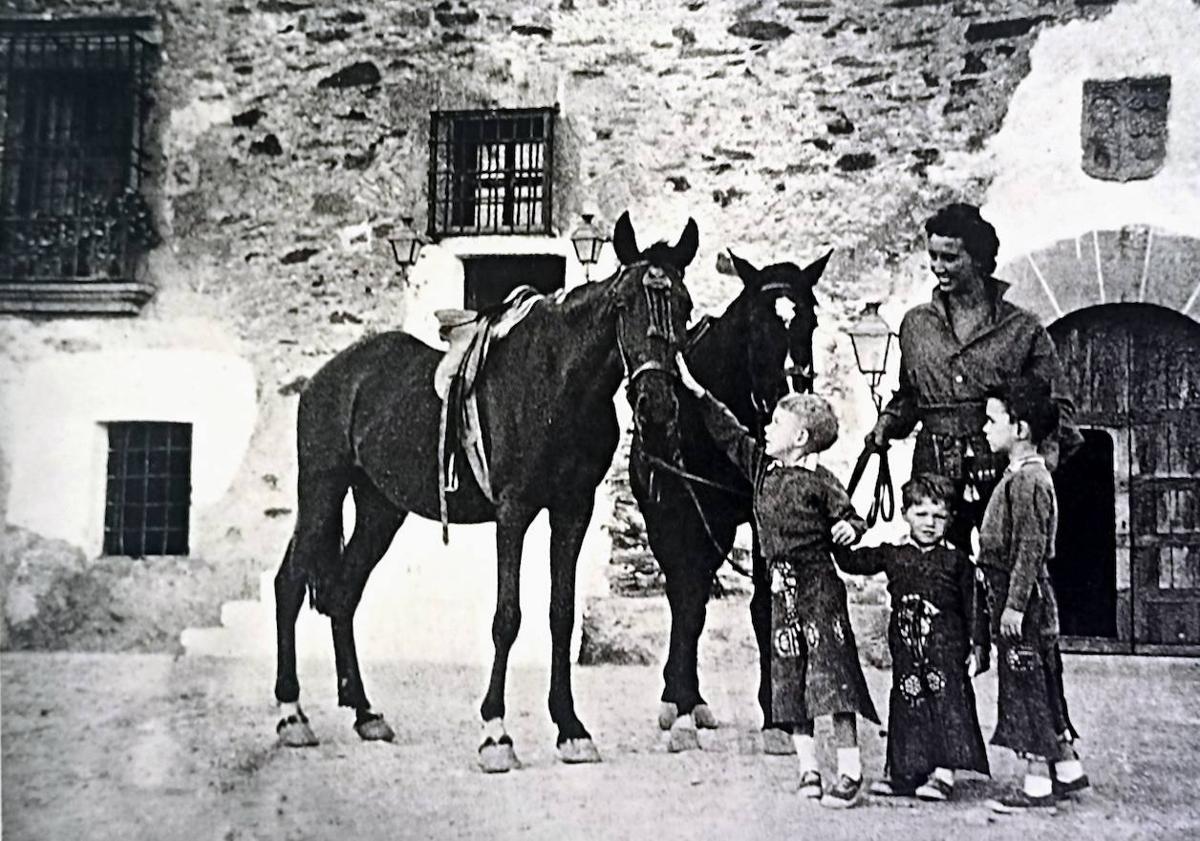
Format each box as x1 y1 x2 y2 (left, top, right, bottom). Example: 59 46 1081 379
901 472 957 510
924 203 1000 277
986 375 1060 446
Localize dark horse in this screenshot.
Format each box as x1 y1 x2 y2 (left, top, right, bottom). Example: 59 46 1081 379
272 212 697 771
629 250 830 750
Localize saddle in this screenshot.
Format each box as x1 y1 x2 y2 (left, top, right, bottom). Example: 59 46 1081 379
433 285 545 541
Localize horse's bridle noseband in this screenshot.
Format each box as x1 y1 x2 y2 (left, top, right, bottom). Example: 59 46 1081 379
615 262 683 389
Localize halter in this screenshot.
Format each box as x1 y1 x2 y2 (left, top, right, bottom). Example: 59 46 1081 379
614 262 682 388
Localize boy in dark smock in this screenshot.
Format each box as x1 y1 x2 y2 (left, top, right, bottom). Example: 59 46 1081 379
837 474 990 802
979 377 1089 812
677 354 879 809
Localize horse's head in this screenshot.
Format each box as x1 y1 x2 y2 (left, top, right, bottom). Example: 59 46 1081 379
728 249 831 422
607 211 697 438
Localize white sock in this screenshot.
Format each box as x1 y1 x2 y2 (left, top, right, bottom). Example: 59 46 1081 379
792 734 818 775
1055 759 1085 783
482 717 506 743
279 701 300 718
837 747 862 781
932 767 954 786
1023 774 1053 798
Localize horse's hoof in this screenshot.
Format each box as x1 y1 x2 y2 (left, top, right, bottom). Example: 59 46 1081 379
558 738 602 764
693 704 719 730
479 738 519 773
657 702 679 731
276 715 319 748
354 715 396 743
668 718 701 753
762 728 796 755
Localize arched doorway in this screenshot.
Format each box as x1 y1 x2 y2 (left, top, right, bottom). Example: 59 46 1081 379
1050 303 1200 654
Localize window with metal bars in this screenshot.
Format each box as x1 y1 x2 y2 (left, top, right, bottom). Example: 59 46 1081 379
104 421 191 558
428 107 555 239
0 18 158 287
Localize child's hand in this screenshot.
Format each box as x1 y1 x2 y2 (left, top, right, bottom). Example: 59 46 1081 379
967 644 990 677
1000 607 1024 640
830 519 858 546
675 352 705 397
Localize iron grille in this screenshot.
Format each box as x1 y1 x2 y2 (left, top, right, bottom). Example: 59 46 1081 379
104 421 191 557
428 107 555 238
0 18 157 285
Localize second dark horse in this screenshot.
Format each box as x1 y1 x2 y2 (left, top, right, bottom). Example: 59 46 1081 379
273 212 696 772
630 250 830 750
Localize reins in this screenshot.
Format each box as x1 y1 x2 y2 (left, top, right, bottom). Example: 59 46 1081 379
846 441 895 527
638 451 753 579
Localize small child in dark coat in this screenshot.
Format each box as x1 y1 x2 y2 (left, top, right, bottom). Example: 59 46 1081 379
676 353 879 809
836 473 990 802
978 376 1089 812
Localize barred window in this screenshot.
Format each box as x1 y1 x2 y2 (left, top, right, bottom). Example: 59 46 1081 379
429 107 555 239
0 18 157 298
104 422 192 558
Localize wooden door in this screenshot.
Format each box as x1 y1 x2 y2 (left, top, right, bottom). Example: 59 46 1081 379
1127 312 1200 649
1051 304 1200 652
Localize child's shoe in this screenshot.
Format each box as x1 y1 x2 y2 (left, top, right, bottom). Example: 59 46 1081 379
798 770 823 799
868 778 916 797
988 790 1057 813
820 775 863 809
915 776 954 802
1051 760 1090 798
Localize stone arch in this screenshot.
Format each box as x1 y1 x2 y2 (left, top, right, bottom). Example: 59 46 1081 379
997 227 1200 326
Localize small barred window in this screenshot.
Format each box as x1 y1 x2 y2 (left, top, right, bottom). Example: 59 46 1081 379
428 107 556 239
104 421 191 558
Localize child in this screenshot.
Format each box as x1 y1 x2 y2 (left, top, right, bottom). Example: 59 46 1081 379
677 353 880 808
978 376 1088 812
836 473 990 801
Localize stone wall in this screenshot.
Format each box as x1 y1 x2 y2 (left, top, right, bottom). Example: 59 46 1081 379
0 0 1121 646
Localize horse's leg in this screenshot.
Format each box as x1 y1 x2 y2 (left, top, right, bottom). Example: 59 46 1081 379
478 501 538 773
662 543 724 752
274 539 318 747
657 553 687 731
274 465 349 746
330 477 405 742
548 502 601 764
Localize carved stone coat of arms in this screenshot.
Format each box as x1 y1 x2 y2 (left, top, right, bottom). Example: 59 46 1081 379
1081 75 1171 182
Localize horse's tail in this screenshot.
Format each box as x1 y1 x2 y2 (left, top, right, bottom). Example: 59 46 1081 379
303 522 348 615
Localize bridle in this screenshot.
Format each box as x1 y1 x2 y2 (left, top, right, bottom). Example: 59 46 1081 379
614 261 683 396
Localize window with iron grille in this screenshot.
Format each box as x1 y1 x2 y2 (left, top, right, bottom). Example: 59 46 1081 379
428 107 555 239
0 18 158 298
104 421 191 558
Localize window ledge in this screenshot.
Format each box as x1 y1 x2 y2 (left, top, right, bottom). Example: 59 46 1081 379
0 281 156 316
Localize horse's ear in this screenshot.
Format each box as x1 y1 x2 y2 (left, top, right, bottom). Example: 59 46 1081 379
612 211 641 266
801 249 833 284
793 249 831 308
671 218 699 270
728 251 760 288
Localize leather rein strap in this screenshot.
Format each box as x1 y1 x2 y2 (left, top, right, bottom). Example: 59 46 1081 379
847 441 895 527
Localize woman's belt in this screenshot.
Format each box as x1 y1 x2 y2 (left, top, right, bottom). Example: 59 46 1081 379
918 401 987 437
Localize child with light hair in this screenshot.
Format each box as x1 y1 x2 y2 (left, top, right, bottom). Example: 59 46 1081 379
677 354 879 808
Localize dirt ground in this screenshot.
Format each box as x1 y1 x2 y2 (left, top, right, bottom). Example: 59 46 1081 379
3 642 1199 841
